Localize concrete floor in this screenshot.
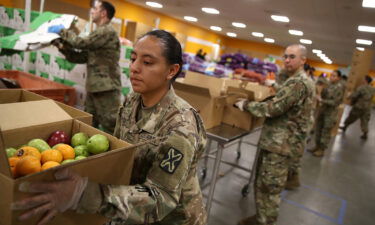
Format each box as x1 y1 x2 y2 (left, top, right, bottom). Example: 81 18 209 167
200 106 375 225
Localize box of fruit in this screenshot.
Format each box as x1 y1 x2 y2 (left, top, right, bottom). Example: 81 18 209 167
0 89 92 125
0 100 135 225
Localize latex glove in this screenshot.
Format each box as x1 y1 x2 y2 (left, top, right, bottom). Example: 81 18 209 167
47 24 65 34
234 98 248 111
12 168 88 225
264 79 276 87
316 95 322 102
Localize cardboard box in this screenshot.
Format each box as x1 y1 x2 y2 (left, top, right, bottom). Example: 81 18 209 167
0 89 92 125
125 21 153 43
222 87 254 131
174 82 226 129
331 104 345 136
176 72 269 130
0 100 135 225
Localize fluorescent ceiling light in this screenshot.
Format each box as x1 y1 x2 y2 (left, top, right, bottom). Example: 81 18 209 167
264 38 275 43
356 39 373 45
184 16 197 22
325 61 332 64
210 26 222 31
202 7 220 14
300 39 312 44
289 29 303 36
146 1 163 8
271 15 289 23
358 25 375 33
357 47 365 51
312 49 322 54
226 32 237 37
232 22 246 28
362 0 375 8
252 32 264 37
317 53 326 57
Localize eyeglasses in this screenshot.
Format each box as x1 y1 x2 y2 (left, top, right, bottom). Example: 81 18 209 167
283 54 296 60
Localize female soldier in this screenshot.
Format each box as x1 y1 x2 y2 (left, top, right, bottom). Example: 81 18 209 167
12 30 207 225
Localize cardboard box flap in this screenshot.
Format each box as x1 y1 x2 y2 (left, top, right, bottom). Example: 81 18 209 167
184 71 224 97
174 81 211 97
0 100 72 131
226 86 255 103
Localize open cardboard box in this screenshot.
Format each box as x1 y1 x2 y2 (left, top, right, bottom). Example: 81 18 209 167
0 89 92 125
222 87 256 131
176 72 268 130
174 82 226 129
0 100 135 225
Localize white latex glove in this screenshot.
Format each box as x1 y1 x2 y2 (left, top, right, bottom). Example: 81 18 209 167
264 79 276 87
12 168 88 225
234 98 248 111
316 95 322 102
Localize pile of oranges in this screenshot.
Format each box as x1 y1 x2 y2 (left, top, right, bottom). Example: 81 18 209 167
8 144 75 178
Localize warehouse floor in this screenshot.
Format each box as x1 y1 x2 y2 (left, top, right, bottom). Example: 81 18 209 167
200 106 375 225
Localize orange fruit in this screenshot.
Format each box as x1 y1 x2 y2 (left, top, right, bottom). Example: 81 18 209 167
8 157 20 167
41 161 60 171
15 146 41 160
8 157 21 178
41 149 63 164
16 156 41 176
54 144 75 160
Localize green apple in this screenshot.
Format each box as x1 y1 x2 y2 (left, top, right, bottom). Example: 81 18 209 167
61 159 75 165
75 155 87 160
74 145 89 157
28 139 51 152
71 132 89 147
6 148 17 158
87 134 109 155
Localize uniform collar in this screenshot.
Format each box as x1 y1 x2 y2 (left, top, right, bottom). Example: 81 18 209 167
133 87 177 134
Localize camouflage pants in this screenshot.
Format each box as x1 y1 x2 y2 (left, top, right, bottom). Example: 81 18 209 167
315 111 337 150
254 149 293 225
85 90 121 134
344 108 371 133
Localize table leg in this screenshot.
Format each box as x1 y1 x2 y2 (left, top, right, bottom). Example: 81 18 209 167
201 138 212 179
206 142 224 221
236 137 243 159
242 147 261 197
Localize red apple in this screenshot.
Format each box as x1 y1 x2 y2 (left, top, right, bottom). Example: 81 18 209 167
47 130 70 147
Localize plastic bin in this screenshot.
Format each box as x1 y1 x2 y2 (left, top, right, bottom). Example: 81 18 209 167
0 70 76 106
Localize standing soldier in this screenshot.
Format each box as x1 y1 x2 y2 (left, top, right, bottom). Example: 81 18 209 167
235 44 315 225
48 0 121 134
309 70 344 157
12 30 207 225
340 75 375 139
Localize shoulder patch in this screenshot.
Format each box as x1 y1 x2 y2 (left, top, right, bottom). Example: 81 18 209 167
159 148 184 174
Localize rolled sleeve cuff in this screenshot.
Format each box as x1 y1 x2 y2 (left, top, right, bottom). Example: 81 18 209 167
76 181 103 214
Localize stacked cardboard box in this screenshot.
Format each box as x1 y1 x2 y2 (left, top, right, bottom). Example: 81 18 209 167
0 98 136 225
174 71 271 131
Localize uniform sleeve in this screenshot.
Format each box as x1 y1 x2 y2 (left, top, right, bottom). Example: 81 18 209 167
60 26 113 50
100 128 195 223
321 84 344 106
349 87 362 103
244 79 306 118
58 43 88 64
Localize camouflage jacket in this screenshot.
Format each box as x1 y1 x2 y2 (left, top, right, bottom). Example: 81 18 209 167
319 80 344 115
350 84 375 110
244 69 315 156
59 23 121 93
76 88 207 225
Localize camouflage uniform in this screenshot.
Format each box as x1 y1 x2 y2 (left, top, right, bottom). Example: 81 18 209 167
273 70 315 186
243 69 315 225
315 80 344 150
75 88 208 225
343 84 375 133
59 23 121 134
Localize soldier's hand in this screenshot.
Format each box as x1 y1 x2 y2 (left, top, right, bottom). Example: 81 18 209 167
316 95 322 102
234 98 248 111
12 168 88 225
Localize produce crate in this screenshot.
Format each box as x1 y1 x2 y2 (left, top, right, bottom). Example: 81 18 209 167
0 70 76 106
